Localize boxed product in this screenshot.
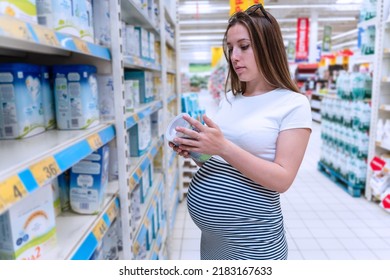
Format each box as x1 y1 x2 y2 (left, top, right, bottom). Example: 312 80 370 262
0 0 37 24
36 0 78 37
135 26 149 60
129 115 152 157
0 184 57 260
0 63 45 139
69 145 110 214
125 70 153 104
52 64 99 130
92 0 111 47
76 0 94 43
97 74 115 121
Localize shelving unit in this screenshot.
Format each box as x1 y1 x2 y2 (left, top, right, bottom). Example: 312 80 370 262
366 0 390 206
0 0 180 260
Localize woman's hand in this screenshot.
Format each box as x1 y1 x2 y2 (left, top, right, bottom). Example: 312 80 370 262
168 141 191 158
173 114 229 157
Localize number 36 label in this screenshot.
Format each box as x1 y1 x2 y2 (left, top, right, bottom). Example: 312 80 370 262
30 156 60 186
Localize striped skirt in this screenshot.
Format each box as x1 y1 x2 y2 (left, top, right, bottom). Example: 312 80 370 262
187 157 288 260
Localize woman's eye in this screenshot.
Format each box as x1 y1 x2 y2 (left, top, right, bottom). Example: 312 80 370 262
241 45 249 50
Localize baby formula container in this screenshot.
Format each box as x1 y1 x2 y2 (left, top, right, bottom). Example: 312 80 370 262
0 63 45 139
165 113 212 163
40 66 56 130
52 64 99 130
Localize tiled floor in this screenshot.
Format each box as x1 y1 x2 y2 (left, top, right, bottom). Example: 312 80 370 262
169 91 390 260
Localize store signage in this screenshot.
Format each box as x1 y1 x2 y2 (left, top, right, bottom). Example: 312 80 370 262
211 47 223 67
295 18 310 62
229 0 264 15
370 156 386 171
322 25 332 52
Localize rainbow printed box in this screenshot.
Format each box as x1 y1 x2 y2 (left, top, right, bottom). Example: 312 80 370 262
0 184 57 260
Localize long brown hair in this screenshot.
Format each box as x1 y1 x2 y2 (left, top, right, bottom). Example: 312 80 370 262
223 6 300 96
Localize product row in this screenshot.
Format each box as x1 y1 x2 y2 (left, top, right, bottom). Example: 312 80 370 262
0 62 163 140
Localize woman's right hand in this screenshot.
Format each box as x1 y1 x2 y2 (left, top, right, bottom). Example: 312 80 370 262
169 142 191 158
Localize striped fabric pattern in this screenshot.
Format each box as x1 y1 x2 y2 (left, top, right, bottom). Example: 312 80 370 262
187 157 288 260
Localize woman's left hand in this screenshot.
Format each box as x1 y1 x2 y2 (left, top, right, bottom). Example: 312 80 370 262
173 114 228 157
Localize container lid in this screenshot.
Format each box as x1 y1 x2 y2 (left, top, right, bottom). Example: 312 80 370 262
165 113 192 142
0 62 41 73
52 64 97 73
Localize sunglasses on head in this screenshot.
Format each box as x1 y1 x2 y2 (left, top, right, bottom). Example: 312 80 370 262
244 4 272 24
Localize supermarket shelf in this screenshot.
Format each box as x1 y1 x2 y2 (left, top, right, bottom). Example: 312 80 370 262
124 55 162 72
0 15 110 60
126 100 163 129
129 136 164 192
164 6 176 27
148 220 166 260
121 0 159 34
132 173 163 242
0 124 115 215
357 17 377 29
167 94 177 104
44 181 120 260
168 188 180 230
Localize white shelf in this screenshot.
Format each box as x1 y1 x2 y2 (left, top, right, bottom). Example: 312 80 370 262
357 17 377 29
43 181 119 260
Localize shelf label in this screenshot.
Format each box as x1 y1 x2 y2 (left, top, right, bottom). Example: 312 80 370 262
87 134 103 150
129 177 136 191
33 25 59 46
73 38 90 54
136 168 142 178
133 114 140 122
92 219 108 242
0 17 31 40
30 156 60 186
106 201 117 222
0 175 27 210
133 241 140 255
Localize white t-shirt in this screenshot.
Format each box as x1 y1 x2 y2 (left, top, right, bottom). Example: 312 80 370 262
213 88 312 163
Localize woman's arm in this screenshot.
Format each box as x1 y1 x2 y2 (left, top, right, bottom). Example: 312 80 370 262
173 114 311 193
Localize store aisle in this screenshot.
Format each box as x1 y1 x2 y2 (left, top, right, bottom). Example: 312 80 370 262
170 92 390 260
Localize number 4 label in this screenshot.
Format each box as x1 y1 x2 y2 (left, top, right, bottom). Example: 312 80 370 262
0 175 27 211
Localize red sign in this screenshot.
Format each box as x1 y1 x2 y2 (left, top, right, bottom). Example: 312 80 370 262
381 193 390 209
295 18 309 62
370 156 386 171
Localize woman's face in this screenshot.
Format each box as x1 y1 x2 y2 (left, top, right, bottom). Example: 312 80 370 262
226 23 260 83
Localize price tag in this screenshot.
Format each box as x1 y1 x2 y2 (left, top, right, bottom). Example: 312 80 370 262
133 114 140 122
106 202 117 222
144 219 150 228
0 175 27 209
0 16 31 40
133 241 140 255
92 219 108 242
33 25 59 46
87 134 103 150
129 177 136 191
136 168 142 178
30 156 60 186
73 37 90 54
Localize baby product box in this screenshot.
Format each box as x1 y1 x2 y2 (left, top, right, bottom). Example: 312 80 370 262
36 0 78 37
40 66 56 130
92 0 111 47
0 63 45 139
0 0 37 24
74 0 94 43
129 115 151 157
52 64 100 130
125 70 154 104
0 183 57 260
69 145 110 214
124 79 136 113
97 74 114 121
57 169 70 211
